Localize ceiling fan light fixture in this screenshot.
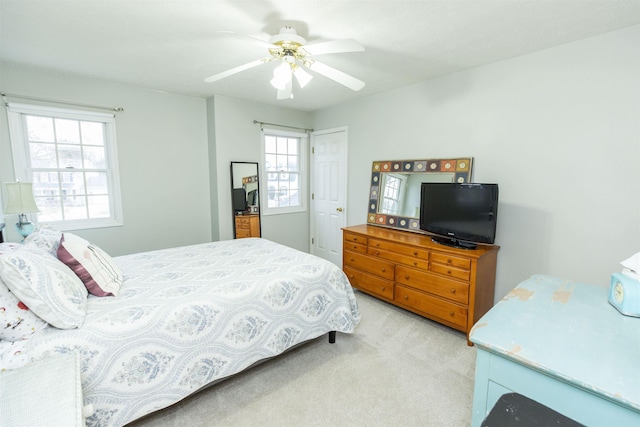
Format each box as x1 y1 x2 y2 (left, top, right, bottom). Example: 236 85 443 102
293 66 313 88
270 62 292 90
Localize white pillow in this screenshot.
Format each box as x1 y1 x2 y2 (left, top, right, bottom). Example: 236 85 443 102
0 278 48 341
23 226 63 256
0 246 87 329
57 233 123 297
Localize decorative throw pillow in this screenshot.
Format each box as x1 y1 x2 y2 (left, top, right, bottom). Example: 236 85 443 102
0 278 48 341
0 246 87 329
23 226 63 256
57 233 123 297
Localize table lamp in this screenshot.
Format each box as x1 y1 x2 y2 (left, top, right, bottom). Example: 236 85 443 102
3 182 40 239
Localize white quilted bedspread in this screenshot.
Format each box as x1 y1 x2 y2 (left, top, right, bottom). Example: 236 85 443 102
0 238 361 427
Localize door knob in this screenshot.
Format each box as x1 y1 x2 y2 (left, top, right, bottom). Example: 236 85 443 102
336 207 344 212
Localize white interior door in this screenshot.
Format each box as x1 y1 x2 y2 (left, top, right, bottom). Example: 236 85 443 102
310 127 347 267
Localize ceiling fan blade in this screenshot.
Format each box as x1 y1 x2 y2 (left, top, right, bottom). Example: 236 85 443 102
204 58 271 83
303 40 364 55
277 77 293 100
303 39 365 56
308 61 365 91
215 31 275 49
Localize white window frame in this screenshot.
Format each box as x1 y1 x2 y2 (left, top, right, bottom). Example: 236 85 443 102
7 103 123 230
260 128 307 215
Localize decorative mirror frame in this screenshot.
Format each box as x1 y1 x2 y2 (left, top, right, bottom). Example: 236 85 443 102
367 157 473 232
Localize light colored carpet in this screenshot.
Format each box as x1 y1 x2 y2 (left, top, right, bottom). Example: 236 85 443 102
128 290 477 427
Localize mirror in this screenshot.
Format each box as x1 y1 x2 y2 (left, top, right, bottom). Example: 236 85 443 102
367 158 473 232
231 162 261 239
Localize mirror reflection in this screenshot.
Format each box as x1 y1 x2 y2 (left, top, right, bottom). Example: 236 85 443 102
231 162 261 239
368 158 473 233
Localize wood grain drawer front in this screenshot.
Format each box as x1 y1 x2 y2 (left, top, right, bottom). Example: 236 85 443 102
344 241 367 254
367 247 428 270
344 251 395 280
344 233 368 246
395 265 469 305
395 285 468 328
344 266 394 300
369 239 429 259
430 252 471 270
236 218 251 228
236 229 251 238
430 263 471 281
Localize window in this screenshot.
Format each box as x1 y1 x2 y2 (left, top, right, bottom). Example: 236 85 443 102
7 103 123 230
380 173 408 215
261 129 307 215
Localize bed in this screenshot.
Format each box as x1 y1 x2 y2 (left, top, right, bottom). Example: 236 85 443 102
0 228 361 427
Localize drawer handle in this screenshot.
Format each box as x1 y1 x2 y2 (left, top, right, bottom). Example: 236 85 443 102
447 269 452 275
404 275 410 280
352 245 358 249
448 258 453 264
381 268 386 273
376 251 380 256
404 295 409 301
413 251 418 256
375 243 380 248
450 288 456 294
350 258 355 262
413 261 417 266
380 286 385 291
449 311 455 317
353 238 358 241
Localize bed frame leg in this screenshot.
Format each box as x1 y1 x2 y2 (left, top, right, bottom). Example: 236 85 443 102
328 331 336 344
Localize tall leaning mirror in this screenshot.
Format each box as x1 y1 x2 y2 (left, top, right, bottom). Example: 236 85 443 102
367 157 473 232
231 162 261 239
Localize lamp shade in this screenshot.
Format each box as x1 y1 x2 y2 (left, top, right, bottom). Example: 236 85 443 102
4 182 40 215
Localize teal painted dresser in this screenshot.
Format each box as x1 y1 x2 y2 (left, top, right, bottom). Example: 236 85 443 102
470 274 640 426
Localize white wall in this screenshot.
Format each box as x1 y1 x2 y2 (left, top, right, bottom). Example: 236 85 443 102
211 95 312 250
312 25 640 300
0 64 211 255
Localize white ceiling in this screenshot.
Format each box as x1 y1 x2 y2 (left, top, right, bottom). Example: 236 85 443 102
1 0 639 112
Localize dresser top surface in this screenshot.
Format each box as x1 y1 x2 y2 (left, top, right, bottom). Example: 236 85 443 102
470 274 640 411
343 224 498 257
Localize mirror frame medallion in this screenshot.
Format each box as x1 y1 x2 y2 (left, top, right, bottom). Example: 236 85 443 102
367 157 473 233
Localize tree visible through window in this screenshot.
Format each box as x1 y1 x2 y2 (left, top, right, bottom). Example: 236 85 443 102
7 104 122 230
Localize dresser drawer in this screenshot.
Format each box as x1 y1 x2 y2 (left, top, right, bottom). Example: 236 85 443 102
344 251 394 280
344 266 394 300
367 247 428 270
395 285 468 328
344 241 367 254
344 232 368 246
430 252 471 270
369 239 429 259
395 265 469 304
430 263 471 281
236 228 251 238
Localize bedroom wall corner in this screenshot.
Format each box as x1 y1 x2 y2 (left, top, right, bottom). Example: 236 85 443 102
206 95 220 242
0 63 212 255
211 95 313 251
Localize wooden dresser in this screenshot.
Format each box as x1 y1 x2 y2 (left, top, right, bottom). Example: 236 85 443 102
342 224 498 344
235 214 260 238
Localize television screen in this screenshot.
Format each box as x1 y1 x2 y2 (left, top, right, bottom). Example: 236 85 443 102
419 183 498 249
233 188 247 212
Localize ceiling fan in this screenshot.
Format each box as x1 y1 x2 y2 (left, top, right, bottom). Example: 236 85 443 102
204 26 365 100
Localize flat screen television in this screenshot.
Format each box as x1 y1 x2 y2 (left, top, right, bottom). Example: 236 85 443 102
233 188 248 213
419 183 499 249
